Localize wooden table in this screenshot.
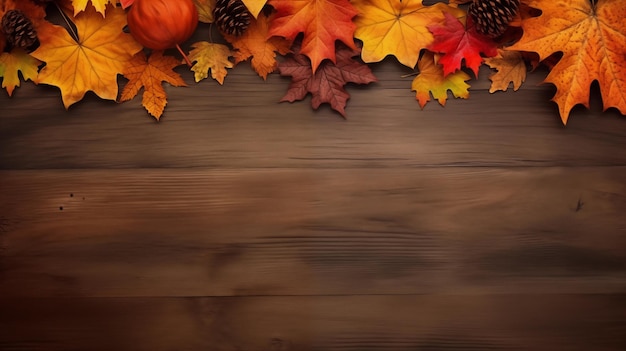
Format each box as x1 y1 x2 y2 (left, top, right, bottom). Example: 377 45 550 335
1 39 625 350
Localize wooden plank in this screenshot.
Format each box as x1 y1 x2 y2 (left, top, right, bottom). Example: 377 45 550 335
1 61 624 170
1 294 625 351
1 168 625 297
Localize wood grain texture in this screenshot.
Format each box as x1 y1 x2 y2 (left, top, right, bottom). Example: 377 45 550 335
1 168 625 297
1 11 626 349
1 294 626 351
0 64 624 170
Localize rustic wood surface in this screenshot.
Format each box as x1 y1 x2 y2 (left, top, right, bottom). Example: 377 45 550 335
1 20 626 350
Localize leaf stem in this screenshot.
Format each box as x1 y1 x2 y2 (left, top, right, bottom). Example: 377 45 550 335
55 2 80 43
176 44 192 67
401 72 419 78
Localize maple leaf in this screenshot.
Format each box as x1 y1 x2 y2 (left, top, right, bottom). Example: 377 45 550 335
120 0 133 8
31 4 142 108
352 0 463 68
242 0 267 18
188 42 234 84
0 48 41 96
428 12 498 77
224 13 291 79
411 51 470 108
268 0 357 72
71 0 117 16
278 46 377 117
484 49 526 93
509 0 626 124
194 0 215 23
120 51 187 120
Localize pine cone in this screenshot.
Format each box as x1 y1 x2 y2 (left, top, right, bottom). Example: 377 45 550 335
1 9 39 52
468 0 520 38
214 0 250 36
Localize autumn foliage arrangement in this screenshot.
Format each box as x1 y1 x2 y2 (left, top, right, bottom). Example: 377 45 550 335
0 0 624 124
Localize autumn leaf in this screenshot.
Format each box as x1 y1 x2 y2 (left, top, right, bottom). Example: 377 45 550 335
484 49 526 93
224 13 290 79
428 12 498 77
278 46 377 117
352 0 463 68
268 0 357 72
411 51 470 108
71 0 118 16
509 0 626 124
120 51 186 120
31 4 142 108
0 48 41 96
194 0 215 23
188 42 234 84
242 0 267 18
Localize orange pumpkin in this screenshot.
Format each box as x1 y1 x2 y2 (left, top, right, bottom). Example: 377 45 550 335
127 0 198 51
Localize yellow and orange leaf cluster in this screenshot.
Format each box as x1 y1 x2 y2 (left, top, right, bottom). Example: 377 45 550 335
0 0 624 123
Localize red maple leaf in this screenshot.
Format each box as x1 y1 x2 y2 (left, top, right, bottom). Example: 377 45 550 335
278 46 377 117
268 0 357 72
428 12 498 77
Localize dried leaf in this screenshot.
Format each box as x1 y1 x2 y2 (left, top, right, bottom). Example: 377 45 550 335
224 13 291 79
411 51 470 108
188 41 234 84
278 46 377 117
194 0 215 23
484 49 526 93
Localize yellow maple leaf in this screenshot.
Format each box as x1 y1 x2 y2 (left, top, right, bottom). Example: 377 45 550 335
411 52 470 108
0 48 41 96
120 51 187 120
188 42 234 84
352 0 463 68
71 0 117 16
30 4 142 108
484 49 526 93
242 0 267 18
509 0 626 124
224 13 291 79
194 0 215 23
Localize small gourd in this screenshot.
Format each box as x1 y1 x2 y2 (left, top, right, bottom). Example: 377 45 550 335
126 0 198 65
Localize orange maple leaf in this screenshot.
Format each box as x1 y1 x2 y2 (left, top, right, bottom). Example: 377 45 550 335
268 0 357 72
30 4 142 108
352 0 463 68
411 51 470 108
224 13 291 79
120 51 187 120
509 0 626 124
